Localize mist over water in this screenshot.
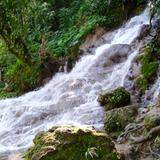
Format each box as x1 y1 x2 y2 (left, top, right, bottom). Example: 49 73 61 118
0 9 153 157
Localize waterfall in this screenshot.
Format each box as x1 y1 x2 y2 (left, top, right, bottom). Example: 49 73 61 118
0 9 151 156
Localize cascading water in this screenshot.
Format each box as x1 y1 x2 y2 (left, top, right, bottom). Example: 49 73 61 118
0 9 151 158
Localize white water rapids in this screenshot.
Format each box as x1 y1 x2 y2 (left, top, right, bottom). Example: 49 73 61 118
0 9 151 158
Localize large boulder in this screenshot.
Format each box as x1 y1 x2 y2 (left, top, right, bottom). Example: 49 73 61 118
98 87 131 111
104 105 138 137
24 126 120 160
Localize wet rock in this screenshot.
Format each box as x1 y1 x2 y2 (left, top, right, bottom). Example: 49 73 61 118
107 44 130 65
41 77 51 85
104 105 138 137
144 107 160 129
98 87 131 111
115 105 160 160
24 126 120 160
94 44 131 69
108 44 130 58
137 24 150 41
40 57 61 81
80 27 106 50
8 153 23 160
66 44 80 72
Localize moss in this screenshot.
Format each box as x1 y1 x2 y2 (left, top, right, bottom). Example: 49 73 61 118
135 33 160 92
104 105 137 137
98 87 131 111
135 60 158 95
144 114 160 130
24 126 119 160
24 145 43 160
141 62 159 80
105 114 122 133
135 76 149 92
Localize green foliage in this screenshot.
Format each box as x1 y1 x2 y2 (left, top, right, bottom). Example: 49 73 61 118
0 41 18 98
0 83 5 89
48 15 106 56
105 113 122 133
24 145 42 160
141 62 159 80
0 0 55 63
0 90 18 99
5 60 40 92
144 114 160 129
0 0 147 96
0 41 16 73
1 0 128 59
104 106 137 138
0 1 56 95
24 127 119 160
48 0 143 56
98 87 131 110
104 87 131 110
135 76 149 91
85 147 98 160
135 34 160 92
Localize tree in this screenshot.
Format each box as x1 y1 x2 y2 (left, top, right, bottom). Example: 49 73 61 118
0 0 55 64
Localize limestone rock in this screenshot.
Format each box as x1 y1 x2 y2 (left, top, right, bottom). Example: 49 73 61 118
24 126 120 160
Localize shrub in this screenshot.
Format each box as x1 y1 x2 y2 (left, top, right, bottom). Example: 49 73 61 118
5 60 40 92
98 87 131 111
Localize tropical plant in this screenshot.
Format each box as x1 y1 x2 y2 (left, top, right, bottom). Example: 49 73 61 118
85 147 98 159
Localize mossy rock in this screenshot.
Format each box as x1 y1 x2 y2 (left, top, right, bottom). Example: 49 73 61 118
144 114 160 130
141 62 159 81
98 87 131 111
135 32 160 92
104 105 138 137
134 75 149 92
24 126 120 160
